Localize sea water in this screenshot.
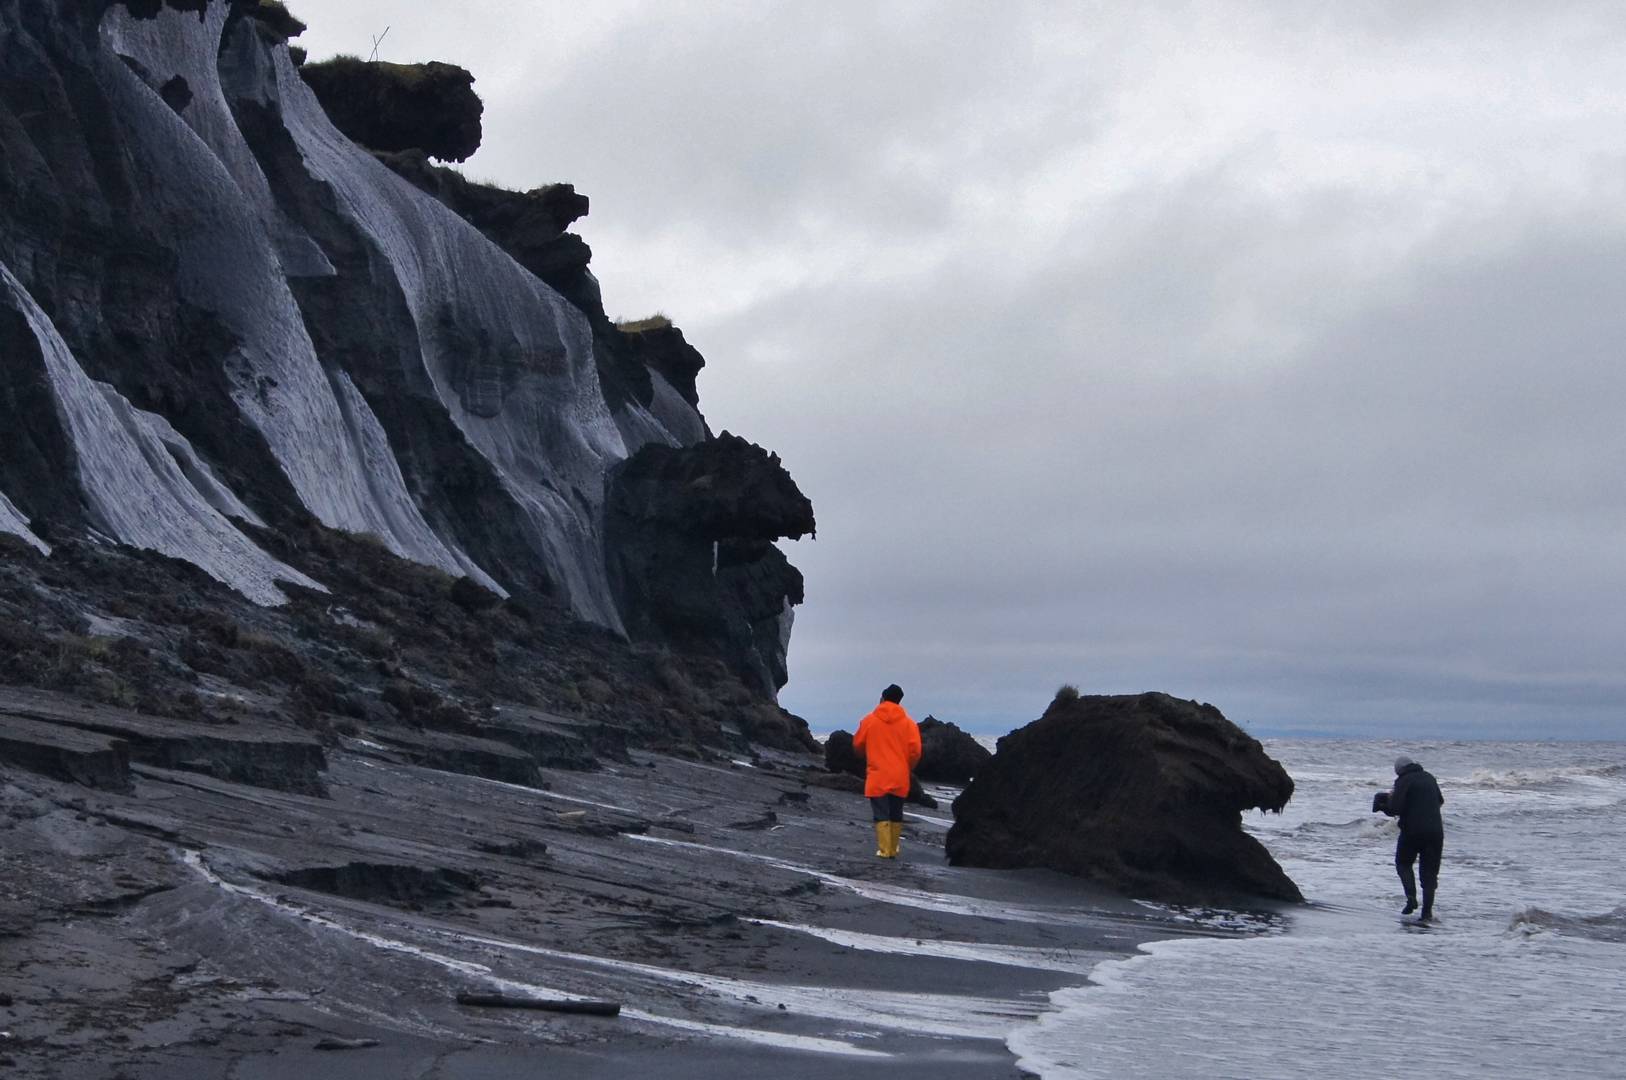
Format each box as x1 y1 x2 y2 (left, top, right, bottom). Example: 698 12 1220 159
1007 739 1626 1079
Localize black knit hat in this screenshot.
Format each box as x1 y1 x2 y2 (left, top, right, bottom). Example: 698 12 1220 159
881 684 904 703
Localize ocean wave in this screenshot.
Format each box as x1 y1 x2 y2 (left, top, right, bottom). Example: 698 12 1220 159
1278 816 1396 839
1456 763 1626 791
1509 904 1626 944
1128 899 1285 934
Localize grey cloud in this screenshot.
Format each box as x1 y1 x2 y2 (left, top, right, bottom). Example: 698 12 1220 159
302 1 1626 740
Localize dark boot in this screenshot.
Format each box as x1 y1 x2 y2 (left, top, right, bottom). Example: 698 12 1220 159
1419 888 1434 922
1395 839 1419 915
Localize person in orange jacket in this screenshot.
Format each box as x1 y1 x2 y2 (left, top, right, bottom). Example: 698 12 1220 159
851 683 921 859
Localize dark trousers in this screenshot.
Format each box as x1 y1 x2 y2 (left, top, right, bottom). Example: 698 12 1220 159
869 794 905 823
1396 831 1444 902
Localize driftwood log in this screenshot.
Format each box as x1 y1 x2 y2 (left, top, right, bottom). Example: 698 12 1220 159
455 992 620 1017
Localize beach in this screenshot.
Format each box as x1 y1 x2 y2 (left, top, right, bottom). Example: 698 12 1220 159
0 706 1241 1079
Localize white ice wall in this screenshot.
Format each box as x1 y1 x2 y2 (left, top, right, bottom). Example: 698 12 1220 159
97 6 502 595
1 263 318 605
0 489 49 555
268 46 643 628
615 370 708 455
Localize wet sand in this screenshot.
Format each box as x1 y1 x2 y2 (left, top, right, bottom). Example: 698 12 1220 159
0 717 1215 1078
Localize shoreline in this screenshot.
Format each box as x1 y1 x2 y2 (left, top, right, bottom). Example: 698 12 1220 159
0 705 1257 1079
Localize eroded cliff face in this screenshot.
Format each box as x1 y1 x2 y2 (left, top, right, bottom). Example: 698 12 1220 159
0 0 810 716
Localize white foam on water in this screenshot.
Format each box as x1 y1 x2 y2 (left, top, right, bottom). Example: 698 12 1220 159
0 264 319 605
1011 740 1626 1079
1010 920 1626 1080
0 489 49 554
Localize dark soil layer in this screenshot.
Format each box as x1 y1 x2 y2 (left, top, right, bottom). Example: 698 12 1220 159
300 56 483 163
0 523 816 764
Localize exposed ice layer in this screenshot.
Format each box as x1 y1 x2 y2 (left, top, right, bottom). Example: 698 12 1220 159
614 400 682 456
269 45 632 628
649 369 708 447
129 407 263 526
94 8 499 592
329 373 506 595
0 489 49 554
103 7 333 279
627 834 1118 928
749 920 1109 975
774 598 796 662
0 264 319 605
615 370 708 456
434 925 1038 1041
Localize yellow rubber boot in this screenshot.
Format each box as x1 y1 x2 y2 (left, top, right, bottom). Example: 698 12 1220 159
874 821 890 857
886 820 903 858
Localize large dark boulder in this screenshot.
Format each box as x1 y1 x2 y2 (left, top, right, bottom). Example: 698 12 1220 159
823 728 861 775
916 715 991 784
606 433 814 697
300 56 482 163
945 692 1301 903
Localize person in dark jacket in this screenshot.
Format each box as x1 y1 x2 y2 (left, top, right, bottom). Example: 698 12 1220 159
1381 754 1445 921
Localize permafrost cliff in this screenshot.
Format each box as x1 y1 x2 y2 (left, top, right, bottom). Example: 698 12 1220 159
0 0 814 731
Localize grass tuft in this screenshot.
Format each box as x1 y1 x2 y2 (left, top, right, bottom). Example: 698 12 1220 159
615 313 673 335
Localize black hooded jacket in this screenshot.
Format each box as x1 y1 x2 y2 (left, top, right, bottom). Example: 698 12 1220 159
1387 762 1445 837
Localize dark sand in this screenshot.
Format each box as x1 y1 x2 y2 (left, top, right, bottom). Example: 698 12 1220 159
0 700 1230 1079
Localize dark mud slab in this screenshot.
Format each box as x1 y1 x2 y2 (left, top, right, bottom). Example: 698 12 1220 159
0 688 325 795
0 713 132 791
0 689 1258 1080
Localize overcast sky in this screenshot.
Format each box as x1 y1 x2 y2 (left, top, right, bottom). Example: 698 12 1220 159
301 2 1626 740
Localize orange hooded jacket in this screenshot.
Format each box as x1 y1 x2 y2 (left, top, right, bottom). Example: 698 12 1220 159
851 701 922 798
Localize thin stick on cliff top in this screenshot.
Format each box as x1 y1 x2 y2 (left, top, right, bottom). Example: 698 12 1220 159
369 26 390 62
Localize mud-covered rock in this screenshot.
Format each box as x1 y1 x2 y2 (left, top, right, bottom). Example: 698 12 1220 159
824 728 861 776
617 318 707 408
0 714 132 792
244 0 305 42
916 716 990 784
607 433 814 699
945 691 1301 903
300 56 482 162
0 689 326 796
